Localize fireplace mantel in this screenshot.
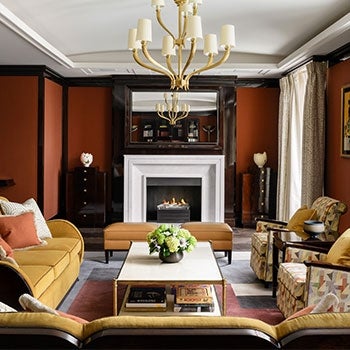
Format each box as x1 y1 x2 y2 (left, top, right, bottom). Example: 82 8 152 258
124 155 225 222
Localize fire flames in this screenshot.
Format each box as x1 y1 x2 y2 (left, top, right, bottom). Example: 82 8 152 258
162 197 188 206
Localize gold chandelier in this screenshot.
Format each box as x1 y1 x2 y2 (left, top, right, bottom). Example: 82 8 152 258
156 92 190 125
128 0 235 91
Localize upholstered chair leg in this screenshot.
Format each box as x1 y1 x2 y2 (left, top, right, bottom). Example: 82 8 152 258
105 250 109 264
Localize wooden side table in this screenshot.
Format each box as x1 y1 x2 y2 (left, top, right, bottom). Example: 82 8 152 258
272 231 302 297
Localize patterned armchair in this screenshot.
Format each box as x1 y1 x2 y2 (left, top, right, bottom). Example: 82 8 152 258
276 228 350 318
250 196 347 284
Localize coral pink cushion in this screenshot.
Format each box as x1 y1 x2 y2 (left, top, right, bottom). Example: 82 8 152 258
286 305 315 320
0 236 14 257
57 311 88 324
0 212 41 249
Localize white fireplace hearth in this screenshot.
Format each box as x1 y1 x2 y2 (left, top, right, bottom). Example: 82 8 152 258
124 155 225 222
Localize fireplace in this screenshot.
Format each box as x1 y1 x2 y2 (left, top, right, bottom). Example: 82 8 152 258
124 155 225 222
146 177 201 222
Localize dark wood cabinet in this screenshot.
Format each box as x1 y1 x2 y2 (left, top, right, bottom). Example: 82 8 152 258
66 167 106 227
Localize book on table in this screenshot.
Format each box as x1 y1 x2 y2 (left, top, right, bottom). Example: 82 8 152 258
125 286 167 310
173 284 215 313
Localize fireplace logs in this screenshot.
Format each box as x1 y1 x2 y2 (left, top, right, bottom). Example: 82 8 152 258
157 198 190 223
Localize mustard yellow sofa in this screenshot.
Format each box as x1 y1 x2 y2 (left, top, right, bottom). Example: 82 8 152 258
0 197 84 310
1 312 350 349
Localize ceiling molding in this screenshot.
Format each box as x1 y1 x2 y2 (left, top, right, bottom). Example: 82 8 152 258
0 3 74 68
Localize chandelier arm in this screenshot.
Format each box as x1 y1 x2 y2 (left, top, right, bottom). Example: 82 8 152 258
156 8 176 41
181 38 197 80
185 48 231 86
133 50 174 81
173 111 190 122
141 43 174 76
156 111 171 123
166 55 177 76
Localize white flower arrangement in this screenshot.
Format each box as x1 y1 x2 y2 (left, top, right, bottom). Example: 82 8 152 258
146 224 197 257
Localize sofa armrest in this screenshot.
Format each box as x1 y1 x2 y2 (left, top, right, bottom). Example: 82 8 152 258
46 219 85 262
0 261 35 310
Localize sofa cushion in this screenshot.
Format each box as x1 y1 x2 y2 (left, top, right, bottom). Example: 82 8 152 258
19 293 58 315
29 237 82 263
0 301 17 313
0 198 52 239
0 212 42 249
20 265 55 297
14 250 70 279
19 293 88 324
326 228 350 266
286 293 339 320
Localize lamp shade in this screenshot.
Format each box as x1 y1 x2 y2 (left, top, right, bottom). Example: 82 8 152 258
186 15 203 40
136 18 152 42
220 24 235 48
162 35 176 56
204 34 218 56
151 0 164 7
128 28 141 50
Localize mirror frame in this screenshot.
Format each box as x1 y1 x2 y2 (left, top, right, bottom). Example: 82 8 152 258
112 75 236 156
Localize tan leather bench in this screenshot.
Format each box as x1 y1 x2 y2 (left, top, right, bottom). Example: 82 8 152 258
104 221 233 264
104 222 158 263
181 222 233 264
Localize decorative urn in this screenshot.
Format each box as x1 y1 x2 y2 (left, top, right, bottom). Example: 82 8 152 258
80 152 93 167
253 152 267 168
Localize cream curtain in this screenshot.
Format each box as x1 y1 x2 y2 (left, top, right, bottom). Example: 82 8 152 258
276 67 307 220
276 61 326 220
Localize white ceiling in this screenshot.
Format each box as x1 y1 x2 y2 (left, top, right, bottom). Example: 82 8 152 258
0 0 349 79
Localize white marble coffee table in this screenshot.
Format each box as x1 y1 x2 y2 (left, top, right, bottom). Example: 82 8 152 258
114 241 226 316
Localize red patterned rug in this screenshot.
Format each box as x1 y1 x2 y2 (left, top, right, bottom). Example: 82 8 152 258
67 280 284 325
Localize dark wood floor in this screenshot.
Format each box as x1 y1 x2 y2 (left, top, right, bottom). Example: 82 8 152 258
79 226 254 252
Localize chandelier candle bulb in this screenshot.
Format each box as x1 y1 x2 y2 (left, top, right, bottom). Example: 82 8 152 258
220 24 236 47
151 0 164 8
180 3 193 14
204 34 218 55
190 0 203 5
186 15 203 40
162 36 175 56
128 28 141 50
136 18 152 42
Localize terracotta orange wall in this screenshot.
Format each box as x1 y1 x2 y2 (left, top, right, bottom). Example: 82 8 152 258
326 59 350 232
236 87 279 175
43 78 63 219
0 76 38 201
67 87 112 172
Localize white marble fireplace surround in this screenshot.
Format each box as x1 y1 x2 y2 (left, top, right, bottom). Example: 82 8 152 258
124 155 225 222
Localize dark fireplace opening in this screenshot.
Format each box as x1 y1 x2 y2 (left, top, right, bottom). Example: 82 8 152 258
146 177 201 223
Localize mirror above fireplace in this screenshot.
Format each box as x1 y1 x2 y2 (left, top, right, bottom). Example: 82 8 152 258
125 88 222 151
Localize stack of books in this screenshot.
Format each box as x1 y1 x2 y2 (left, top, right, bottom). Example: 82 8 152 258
125 286 167 311
173 284 215 313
